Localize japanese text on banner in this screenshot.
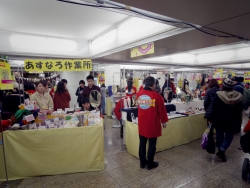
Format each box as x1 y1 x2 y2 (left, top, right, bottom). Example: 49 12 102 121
24 59 92 72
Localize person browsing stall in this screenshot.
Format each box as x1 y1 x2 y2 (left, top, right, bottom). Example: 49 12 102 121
126 78 137 98
136 76 168 170
81 98 94 111
53 81 71 111
30 81 54 112
75 80 85 107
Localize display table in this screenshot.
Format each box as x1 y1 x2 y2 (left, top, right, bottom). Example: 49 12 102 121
174 100 204 111
0 125 104 181
125 113 206 158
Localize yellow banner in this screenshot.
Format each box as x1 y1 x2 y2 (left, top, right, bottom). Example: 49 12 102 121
133 78 139 91
98 73 105 84
0 62 13 90
131 43 154 58
244 72 250 83
213 68 223 84
24 59 92 72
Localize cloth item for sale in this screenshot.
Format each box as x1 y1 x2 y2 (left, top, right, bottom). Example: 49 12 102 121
240 132 250 153
15 109 31 121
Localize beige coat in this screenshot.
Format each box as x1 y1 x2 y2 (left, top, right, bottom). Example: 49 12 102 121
30 92 54 111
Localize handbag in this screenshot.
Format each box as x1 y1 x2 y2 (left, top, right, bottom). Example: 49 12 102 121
243 120 250 133
201 124 211 149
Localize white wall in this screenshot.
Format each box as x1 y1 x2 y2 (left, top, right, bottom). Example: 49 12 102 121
104 65 120 86
60 71 90 107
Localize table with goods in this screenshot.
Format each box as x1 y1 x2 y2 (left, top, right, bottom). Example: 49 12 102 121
122 99 207 158
0 98 104 181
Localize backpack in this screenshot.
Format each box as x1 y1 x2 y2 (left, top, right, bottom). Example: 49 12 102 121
235 85 250 108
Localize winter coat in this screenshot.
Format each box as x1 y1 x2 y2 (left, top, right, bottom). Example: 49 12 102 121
234 82 245 95
204 87 220 119
137 87 168 138
210 91 242 133
75 86 85 102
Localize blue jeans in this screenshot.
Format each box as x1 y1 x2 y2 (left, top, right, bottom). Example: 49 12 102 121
216 130 234 152
101 96 106 114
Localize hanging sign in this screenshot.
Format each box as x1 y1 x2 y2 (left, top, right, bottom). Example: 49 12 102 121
131 43 154 58
0 62 13 90
98 73 105 84
24 59 92 72
244 72 250 83
213 68 223 84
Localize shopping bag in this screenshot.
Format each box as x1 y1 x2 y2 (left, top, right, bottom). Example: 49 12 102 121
201 124 211 149
206 126 216 154
240 132 250 153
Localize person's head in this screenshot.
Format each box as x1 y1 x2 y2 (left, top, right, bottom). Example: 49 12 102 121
82 98 91 110
47 80 51 85
86 75 94 87
208 79 219 89
35 81 46 94
79 80 85 88
170 78 174 83
101 84 106 88
56 81 66 94
238 77 244 83
222 78 234 91
61 79 68 87
144 76 156 90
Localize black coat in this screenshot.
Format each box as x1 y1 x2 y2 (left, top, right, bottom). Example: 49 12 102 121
204 87 220 119
210 93 242 133
75 86 85 102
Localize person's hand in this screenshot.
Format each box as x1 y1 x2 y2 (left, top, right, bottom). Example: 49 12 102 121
95 108 100 111
162 123 167 128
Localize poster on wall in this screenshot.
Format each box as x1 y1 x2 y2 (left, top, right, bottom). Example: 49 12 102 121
24 59 92 72
98 73 105 85
0 62 13 90
244 72 250 83
131 43 154 58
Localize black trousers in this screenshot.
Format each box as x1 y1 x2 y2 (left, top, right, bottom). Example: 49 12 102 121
139 135 157 165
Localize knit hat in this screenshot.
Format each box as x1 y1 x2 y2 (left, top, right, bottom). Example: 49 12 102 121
222 78 234 89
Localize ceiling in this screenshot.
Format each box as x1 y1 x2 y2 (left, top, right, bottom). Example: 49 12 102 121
0 0 128 40
96 0 250 68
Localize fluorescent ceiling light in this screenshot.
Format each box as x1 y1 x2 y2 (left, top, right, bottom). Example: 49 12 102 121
10 34 77 54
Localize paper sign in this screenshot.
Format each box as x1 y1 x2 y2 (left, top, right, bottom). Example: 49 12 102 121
131 43 154 58
244 72 250 83
24 59 92 72
25 104 35 111
25 114 35 122
0 62 13 90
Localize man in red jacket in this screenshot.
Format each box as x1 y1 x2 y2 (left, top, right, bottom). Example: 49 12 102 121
137 77 168 170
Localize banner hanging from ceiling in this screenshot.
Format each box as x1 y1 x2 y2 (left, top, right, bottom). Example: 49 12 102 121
131 43 154 58
98 73 105 85
0 61 13 90
244 72 250 83
213 68 223 84
24 59 92 72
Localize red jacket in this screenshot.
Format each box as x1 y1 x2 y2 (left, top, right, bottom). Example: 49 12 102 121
137 87 168 138
126 86 137 98
170 83 176 94
53 91 71 111
139 85 144 92
114 96 129 120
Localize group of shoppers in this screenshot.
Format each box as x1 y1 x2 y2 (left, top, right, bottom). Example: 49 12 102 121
204 77 246 162
29 75 106 114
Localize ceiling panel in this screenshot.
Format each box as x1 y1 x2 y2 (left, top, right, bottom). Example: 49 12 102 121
0 0 128 39
114 0 250 26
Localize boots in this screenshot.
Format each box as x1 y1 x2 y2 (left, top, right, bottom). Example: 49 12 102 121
216 149 227 162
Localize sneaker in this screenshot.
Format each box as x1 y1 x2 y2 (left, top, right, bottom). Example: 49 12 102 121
147 162 159 170
216 151 227 162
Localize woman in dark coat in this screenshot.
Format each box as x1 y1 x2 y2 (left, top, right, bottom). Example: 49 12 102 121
75 80 85 107
204 79 220 121
210 78 242 162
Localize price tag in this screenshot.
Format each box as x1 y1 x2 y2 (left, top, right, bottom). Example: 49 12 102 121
25 114 35 122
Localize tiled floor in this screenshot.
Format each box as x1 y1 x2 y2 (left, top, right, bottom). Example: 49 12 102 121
0 117 250 188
